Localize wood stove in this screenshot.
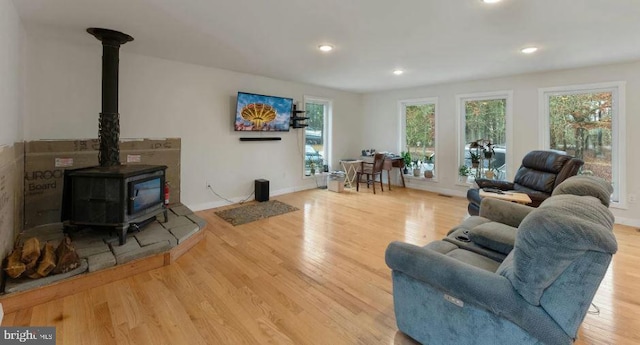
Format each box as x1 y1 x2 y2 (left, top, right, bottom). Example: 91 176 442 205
61 28 168 245
61 165 167 245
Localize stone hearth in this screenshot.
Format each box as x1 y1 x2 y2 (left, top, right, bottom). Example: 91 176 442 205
3 204 205 294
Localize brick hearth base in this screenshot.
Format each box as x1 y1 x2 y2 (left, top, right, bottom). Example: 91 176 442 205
0 204 206 312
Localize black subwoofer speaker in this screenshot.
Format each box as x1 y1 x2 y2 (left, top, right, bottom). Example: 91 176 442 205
255 179 269 202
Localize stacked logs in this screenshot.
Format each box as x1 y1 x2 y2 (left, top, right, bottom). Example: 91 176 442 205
3 236 80 279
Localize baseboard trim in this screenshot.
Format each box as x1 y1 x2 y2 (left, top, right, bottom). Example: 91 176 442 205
404 182 467 198
190 185 316 212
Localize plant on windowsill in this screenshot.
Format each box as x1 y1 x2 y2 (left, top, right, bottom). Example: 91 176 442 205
412 160 421 177
424 153 435 178
307 157 319 175
458 165 470 183
401 151 411 174
458 165 470 177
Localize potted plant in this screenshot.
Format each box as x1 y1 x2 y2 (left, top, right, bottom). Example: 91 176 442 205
401 151 411 174
485 165 501 180
458 165 470 177
482 143 495 159
469 151 480 168
307 157 317 175
458 165 470 182
423 153 434 178
485 169 495 179
413 160 421 177
424 153 435 165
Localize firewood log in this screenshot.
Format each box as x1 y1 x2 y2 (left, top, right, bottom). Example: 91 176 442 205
21 237 41 266
4 248 26 279
53 236 80 274
25 270 42 279
36 242 57 277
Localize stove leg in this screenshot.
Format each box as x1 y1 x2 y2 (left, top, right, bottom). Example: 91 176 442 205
117 226 127 245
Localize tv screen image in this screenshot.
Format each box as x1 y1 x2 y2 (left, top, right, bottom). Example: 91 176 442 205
235 92 293 131
130 177 162 214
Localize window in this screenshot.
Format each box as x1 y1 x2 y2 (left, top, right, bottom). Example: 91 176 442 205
304 97 331 176
540 82 625 206
399 98 437 179
457 91 512 182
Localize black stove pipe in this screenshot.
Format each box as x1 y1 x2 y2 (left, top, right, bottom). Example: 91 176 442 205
87 28 134 167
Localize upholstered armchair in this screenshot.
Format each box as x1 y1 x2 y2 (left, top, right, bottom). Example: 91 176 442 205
386 176 616 345
467 150 583 215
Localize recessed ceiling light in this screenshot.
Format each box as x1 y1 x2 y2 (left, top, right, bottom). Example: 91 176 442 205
521 47 538 54
481 0 502 3
393 69 404 75
318 44 334 52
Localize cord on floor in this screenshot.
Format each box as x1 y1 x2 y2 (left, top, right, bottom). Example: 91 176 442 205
587 303 600 315
207 184 254 205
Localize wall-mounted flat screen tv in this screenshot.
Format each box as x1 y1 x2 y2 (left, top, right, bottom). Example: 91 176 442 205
234 92 293 132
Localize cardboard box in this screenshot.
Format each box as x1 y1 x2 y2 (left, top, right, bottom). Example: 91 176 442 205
24 138 181 228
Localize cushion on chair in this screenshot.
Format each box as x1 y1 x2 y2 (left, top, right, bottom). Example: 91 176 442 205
424 240 459 254
498 194 617 306
424 240 502 272
445 249 501 272
520 150 574 174
468 222 517 255
551 175 613 207
479 198 533 228
513 168 557 194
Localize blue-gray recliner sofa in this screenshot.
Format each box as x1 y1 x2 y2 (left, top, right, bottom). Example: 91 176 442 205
385 176 617 345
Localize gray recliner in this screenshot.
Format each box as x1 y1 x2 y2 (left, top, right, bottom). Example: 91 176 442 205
386 176 616 345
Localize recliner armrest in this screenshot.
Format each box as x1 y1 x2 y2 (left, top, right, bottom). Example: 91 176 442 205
479 198 534 228
385 242 571 345
475 179 515 190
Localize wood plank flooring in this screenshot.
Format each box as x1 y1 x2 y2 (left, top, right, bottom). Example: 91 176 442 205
3 187 639 344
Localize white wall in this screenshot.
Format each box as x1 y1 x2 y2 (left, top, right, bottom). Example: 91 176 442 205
362 60 640 225
0 0 25 281
0 0 24 146
24 29 363 211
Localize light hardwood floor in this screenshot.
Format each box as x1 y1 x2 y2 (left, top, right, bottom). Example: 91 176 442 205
3 187 640 344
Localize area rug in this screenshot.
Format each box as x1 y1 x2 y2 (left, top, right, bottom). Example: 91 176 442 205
215 200 299 226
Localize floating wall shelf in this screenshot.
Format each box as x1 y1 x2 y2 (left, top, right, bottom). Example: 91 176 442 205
290 104 308 128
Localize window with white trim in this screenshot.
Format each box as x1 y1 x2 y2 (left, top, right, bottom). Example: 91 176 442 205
540 82 625 205
457 91 512 182
304 97 331 176
399 98 437 179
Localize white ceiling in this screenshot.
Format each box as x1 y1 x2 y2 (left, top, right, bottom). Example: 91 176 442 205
13 0 640 93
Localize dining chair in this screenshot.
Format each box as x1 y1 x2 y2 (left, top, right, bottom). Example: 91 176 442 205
356 153 385 194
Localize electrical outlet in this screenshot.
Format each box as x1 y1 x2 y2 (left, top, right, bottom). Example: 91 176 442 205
629 194 637 203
